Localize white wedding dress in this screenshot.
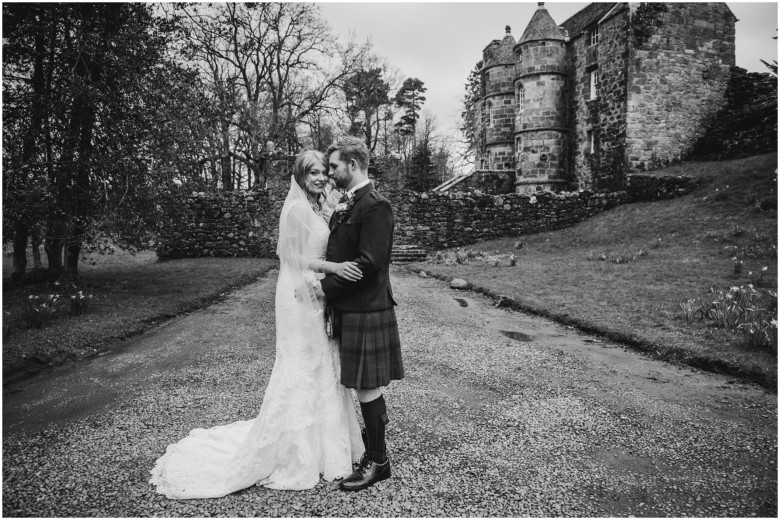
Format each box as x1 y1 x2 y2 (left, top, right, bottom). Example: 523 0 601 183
149 179 363 499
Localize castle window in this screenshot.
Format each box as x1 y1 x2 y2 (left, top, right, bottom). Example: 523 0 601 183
589 70 599 100
487 101 493 126
587 130 598 154
518 86 525 112
588 25 600 46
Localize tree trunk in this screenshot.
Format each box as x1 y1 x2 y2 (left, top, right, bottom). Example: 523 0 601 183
45 221 66 273
31 229 43 269
64 224 83 278
220 122 232 191
11 220 29 285
251 141 261 188
221 154 232 191
364 108 373 153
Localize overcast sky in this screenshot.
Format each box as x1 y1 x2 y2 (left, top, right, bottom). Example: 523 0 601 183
318 1 778 139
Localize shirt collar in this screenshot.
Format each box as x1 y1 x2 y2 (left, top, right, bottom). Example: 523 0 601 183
347 179 370 197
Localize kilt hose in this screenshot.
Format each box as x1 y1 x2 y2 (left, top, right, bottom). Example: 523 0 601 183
333 307 404 390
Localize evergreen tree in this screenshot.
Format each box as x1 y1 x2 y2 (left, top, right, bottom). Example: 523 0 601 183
394 77 427 149
343 67 391 153
459 63 482 165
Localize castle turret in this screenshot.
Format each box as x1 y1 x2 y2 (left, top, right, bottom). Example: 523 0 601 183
513 2 568 193
474 25 516 191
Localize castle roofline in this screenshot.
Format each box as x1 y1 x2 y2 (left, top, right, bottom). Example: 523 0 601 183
481 39 502 55
482 25 516 66
519 2 566 44
559 2 623 39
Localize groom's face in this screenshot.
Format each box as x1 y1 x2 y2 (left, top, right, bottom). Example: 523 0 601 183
328 151 353 190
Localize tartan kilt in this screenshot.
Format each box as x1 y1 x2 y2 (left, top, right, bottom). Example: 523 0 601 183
334 307 404 390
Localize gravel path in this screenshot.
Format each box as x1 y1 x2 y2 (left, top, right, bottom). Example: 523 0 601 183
3 268 777 517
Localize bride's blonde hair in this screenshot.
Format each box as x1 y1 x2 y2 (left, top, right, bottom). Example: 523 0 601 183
293 150 328 195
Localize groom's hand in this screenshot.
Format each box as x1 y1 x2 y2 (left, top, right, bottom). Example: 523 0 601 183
294 282 324 302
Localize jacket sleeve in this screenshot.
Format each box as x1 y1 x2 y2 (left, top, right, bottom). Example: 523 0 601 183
320 199 393 300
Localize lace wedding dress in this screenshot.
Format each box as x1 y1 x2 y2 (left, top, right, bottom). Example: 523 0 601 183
149 179 363 499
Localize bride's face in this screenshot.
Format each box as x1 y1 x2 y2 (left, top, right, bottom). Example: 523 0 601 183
304 165 329 197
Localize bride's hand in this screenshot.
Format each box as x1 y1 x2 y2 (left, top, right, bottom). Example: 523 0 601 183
334 261 362 282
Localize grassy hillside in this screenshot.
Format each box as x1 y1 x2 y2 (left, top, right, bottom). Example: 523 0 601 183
414 153 778 389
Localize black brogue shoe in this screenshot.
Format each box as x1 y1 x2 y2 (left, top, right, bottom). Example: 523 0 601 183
338 458 391 491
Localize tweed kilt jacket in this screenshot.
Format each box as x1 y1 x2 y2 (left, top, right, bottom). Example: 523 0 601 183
321 181 403 389
320 182 397 312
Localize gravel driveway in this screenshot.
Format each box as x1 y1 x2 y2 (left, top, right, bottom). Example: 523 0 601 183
3 268 777 517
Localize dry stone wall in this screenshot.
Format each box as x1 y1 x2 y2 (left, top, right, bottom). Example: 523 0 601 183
156 156 699 259
391 173 698 250
156 190 285 259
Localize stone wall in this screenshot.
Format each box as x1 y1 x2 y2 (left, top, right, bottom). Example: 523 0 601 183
393 189 628 250
625 3 736 171
456 170 515 194
156 158 700 259
156 190 285 259
625 173 701 202
392 172 699 250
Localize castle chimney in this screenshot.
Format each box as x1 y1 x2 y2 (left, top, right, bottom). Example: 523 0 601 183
538 2 545 7
506 25 511 34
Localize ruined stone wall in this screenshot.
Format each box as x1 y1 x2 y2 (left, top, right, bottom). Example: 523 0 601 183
568 9 630 191
625 3 736 171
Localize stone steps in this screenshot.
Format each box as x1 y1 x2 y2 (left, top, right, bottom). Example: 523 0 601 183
392 245 428 264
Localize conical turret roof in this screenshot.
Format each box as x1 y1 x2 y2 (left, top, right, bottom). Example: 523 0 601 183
519 2 566 44
482 25 516 66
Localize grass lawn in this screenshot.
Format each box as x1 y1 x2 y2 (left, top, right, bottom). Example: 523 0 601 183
2 249 278 383
412 153 778 390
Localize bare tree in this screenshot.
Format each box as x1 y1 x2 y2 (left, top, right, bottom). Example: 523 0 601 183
178 3 367 188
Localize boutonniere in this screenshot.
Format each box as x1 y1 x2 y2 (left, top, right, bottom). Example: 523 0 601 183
332 192 355 226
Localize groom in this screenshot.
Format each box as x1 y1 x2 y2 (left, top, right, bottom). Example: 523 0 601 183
317 136 404 491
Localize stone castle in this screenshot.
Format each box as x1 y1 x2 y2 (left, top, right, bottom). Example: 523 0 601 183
467 2 736 194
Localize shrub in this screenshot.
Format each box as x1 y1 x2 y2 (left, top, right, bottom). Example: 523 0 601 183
732 257 744 274
679 297 706 322
694 285 778 351
70 291 93 316
21 294 61 329
749 266 769 287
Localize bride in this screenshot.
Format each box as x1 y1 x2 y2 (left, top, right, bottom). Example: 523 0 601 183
149 150 365 498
